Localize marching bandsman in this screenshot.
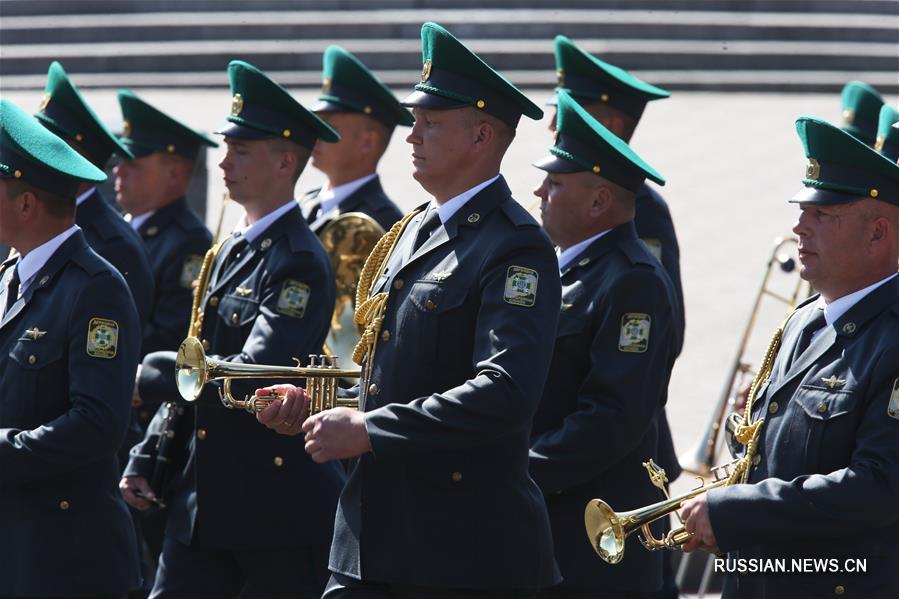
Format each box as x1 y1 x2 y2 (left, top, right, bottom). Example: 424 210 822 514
874 104 899 162
258 22 563 597
302 45 410 233
120 61 343 598
34 61 154 330
529 90 681 598
114 89 216 359
0 99 142 598
681 117 899 598
547 41 684 592
839 80 885 147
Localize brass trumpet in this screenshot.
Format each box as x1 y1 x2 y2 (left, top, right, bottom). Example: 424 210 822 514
175 336 360 414
584 459 737 564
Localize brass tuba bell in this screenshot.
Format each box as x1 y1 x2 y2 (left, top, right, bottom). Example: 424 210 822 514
318 212 386 381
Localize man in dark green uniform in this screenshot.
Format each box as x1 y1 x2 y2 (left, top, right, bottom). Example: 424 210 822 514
302 45 410 234
114 90 217 360
258 22 563 598
529 90 681 598
682 116 899 599
34 61 154 331
0 98 142 598
121 60 343 599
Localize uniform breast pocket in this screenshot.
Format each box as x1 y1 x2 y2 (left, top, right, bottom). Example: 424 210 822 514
218 293 260 329
791 382 860 470
4 339 66 423
399 281 469 355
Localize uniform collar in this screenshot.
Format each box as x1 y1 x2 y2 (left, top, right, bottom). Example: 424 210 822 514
557 228 611 272
319 173 378 215
816 272 898 327
233 199 297 243
75 186 96 206
559 221 638 277
17 225 80 295
127 210 155 231
137 196 188 235
435 174 501 224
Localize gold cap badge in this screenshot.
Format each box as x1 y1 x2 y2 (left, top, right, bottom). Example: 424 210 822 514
841 108 854 126
805 158 821 179
231 93 244 116
322 77 332 94
122 120 132 138
556 69 565 87
38 94 51 112
421 59 432 83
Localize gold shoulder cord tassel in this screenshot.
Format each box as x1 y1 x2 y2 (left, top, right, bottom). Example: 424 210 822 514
188 241 225 339
727 317 789 485
351 209 420 366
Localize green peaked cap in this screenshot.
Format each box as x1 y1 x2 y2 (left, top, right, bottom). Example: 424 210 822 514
117 89 218 160
840 81 884 146
534 89 664 192
551 35 669 121
1 98 107 198
402 21 542 128
313 45 414 128
34 61 133 166
874 104 899 162
217 60 339 150
792 115 899 207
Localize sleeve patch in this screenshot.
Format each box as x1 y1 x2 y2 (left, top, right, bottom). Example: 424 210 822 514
619 312 651 353
277 280 310 319
86 317 119 359
180 254 204 289
888 378 899 420
503 266 538 307
640 238 663 262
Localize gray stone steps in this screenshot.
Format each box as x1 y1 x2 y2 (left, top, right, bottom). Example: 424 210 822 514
3 38 895 76
3 10 895 44
1 0 896 16
3 69 896 94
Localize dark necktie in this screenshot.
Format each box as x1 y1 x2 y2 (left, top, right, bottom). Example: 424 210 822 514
792 306 827 362
3 265 20 318
220 236 249 273
412 208 442 253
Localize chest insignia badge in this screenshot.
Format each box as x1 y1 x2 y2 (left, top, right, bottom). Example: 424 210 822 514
821 375 846 389
431 271 453 282
887 378 899 420
24 327 47 340
235 287 253 297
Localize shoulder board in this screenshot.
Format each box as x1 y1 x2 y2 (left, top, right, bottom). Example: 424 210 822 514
71 246 109 277
499 199 539 229
620 238 655 267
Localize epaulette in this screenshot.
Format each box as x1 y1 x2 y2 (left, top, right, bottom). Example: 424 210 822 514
620 238 655 267
499 198 539 229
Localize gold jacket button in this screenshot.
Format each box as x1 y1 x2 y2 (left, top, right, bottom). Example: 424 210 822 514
231 312 239 324
817 401 827 414
59 500 70 510
197 429 207 440
209 296 219 307
202 339 210 351
451 471 463 482
768 402 779 415
28 355 37 365
425 299 437 311
381 330 390 342
752 454 761 466
273 456 284 467
393 279 404 290
368 383 379 396
834 585 845 595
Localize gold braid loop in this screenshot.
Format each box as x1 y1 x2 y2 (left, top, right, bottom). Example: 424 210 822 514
188 241 224 339
351 210 420 365
727 320 787 485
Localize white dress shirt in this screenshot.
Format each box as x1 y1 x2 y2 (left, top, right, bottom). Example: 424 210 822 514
16 225 80 296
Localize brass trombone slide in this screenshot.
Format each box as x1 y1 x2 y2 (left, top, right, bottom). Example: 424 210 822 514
175 336 360 414
678 237 810 476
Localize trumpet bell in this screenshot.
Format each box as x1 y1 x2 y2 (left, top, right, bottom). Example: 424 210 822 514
176 336 207 401
584 498 626 564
